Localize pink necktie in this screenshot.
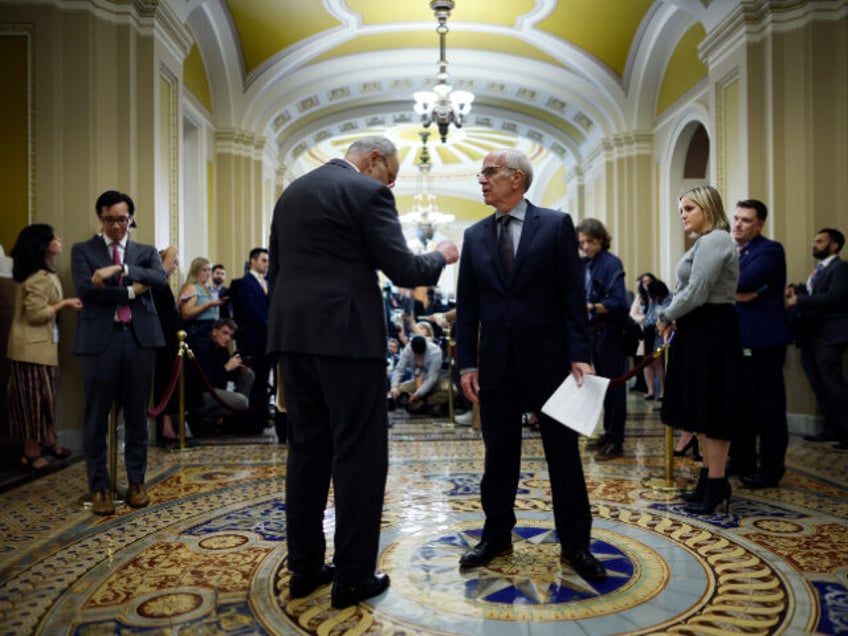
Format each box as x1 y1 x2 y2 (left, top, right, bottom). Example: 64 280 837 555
113 242 132 323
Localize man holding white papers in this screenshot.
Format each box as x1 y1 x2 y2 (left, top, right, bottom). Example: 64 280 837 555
455 149 606 583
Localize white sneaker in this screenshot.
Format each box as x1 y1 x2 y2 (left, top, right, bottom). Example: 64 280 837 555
454 411 473 426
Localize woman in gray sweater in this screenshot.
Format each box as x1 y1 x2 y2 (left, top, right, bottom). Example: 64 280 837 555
657 185 742 514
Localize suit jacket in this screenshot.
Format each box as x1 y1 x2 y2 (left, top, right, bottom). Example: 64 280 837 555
6 270 63 366
71 235 168 355
735 235 791 348
455 203 591 395
795 256 848 345
267 158 446 361
582 249 629 319
232 273 268 355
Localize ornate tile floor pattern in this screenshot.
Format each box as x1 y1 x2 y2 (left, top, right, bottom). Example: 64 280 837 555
1 396 847 635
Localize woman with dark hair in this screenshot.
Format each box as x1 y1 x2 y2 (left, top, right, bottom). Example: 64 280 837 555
658 185 742 514
7 224 82 472
643 277 671 399
629 272 656 393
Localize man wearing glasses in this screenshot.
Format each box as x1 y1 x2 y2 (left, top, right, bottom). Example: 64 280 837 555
267 136 458 608
71 190 168 515
455 149 606 582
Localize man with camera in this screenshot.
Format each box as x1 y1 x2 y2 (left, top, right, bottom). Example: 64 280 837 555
187 318 256 435
389 335 444 413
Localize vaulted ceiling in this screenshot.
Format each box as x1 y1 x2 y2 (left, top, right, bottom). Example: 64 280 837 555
171 0 721 207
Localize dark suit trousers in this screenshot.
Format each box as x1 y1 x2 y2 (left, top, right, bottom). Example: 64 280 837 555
478 365 593 553
801 338 848 439
731 345 788 479
81 327 155 492
590 324 627 444
279 353 388 583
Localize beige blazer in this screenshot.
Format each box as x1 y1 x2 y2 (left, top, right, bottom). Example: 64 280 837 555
6 270 62 366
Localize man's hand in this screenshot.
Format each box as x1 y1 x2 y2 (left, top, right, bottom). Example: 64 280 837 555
390 387 400 400
785 285 798 307
224 353 243 372
460 370 480 404
91 264 122 286
570 362 594 387
736 291 758 303
435 240 459 264
131 282 150 296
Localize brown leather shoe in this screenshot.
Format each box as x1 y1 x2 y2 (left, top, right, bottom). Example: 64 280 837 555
91 490 115 516
126 483 150 508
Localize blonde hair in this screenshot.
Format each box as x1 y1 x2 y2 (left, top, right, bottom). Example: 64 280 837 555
416 322 434 339
186 257 211 284
679 185 729 231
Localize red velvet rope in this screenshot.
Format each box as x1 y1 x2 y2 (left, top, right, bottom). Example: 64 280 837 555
147 355 183 417
608 345 668 387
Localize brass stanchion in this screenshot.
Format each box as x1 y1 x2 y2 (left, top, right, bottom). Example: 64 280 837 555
173 330 194 453
641 345 683 493
444 333 456 429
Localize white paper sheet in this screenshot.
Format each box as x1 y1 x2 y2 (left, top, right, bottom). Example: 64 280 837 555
541 374 610 436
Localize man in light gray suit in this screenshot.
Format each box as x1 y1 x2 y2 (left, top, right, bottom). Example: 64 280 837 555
267 137 458 608
72 191 168 515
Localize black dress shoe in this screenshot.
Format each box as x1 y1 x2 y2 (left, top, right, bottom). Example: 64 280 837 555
458 540 513 568
290 564 336 599
561 547 607 582
739 472 780 489
331 572 390 608
594 442 623 461
833 441 848 451
804 431 840 442
585 434 609 450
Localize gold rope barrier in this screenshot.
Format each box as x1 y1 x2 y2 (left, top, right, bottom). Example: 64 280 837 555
173 330 195 453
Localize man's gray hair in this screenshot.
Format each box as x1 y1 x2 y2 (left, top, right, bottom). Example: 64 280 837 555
497 149 533 191
346 136 397 160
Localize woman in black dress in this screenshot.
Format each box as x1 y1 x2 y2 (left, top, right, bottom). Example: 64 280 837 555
657 185 742 514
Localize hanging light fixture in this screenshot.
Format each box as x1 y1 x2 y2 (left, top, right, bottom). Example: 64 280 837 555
399 131 455 244
413 0 474 143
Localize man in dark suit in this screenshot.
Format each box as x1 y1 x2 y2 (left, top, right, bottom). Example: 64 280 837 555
232 247 271 433
455 149 605 583
731 200 792 487
71 190 168 515
267 136 458 608
786 227 848 449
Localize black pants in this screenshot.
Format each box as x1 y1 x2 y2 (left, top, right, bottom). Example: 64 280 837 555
801 338 848 440
590 324 627 444
279 353 388 583
731 345 788 479
478 362 592 553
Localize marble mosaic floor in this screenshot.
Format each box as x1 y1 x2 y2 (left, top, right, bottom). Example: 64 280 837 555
1 396 847 635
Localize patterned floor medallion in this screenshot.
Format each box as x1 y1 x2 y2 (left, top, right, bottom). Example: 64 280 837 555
2 399 848 634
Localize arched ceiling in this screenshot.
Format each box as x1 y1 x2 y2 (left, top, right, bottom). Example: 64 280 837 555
172 0 726 201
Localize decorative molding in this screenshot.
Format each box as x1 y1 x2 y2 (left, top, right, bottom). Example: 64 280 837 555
700 0 848 67
216 129 266 160
160 65 180 252
714 67 740 201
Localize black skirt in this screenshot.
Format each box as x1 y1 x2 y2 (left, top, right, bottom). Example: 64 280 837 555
661 303 743 440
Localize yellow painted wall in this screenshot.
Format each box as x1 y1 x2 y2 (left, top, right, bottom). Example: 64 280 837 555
0 34 29 251
657 24 708 115
183 44 213 113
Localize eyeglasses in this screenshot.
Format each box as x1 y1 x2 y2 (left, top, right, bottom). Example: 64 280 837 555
477 166 514 180
101 216 130 226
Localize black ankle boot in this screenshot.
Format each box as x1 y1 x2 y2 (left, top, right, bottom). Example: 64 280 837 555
684 477 731 514
681 468 708 503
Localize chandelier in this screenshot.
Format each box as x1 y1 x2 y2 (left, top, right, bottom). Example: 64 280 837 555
399 131 455 244
413 0 474 143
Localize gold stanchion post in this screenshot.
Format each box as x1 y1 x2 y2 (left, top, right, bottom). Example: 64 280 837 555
174 330 194 453
641 345 682 493
446 333 455 428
